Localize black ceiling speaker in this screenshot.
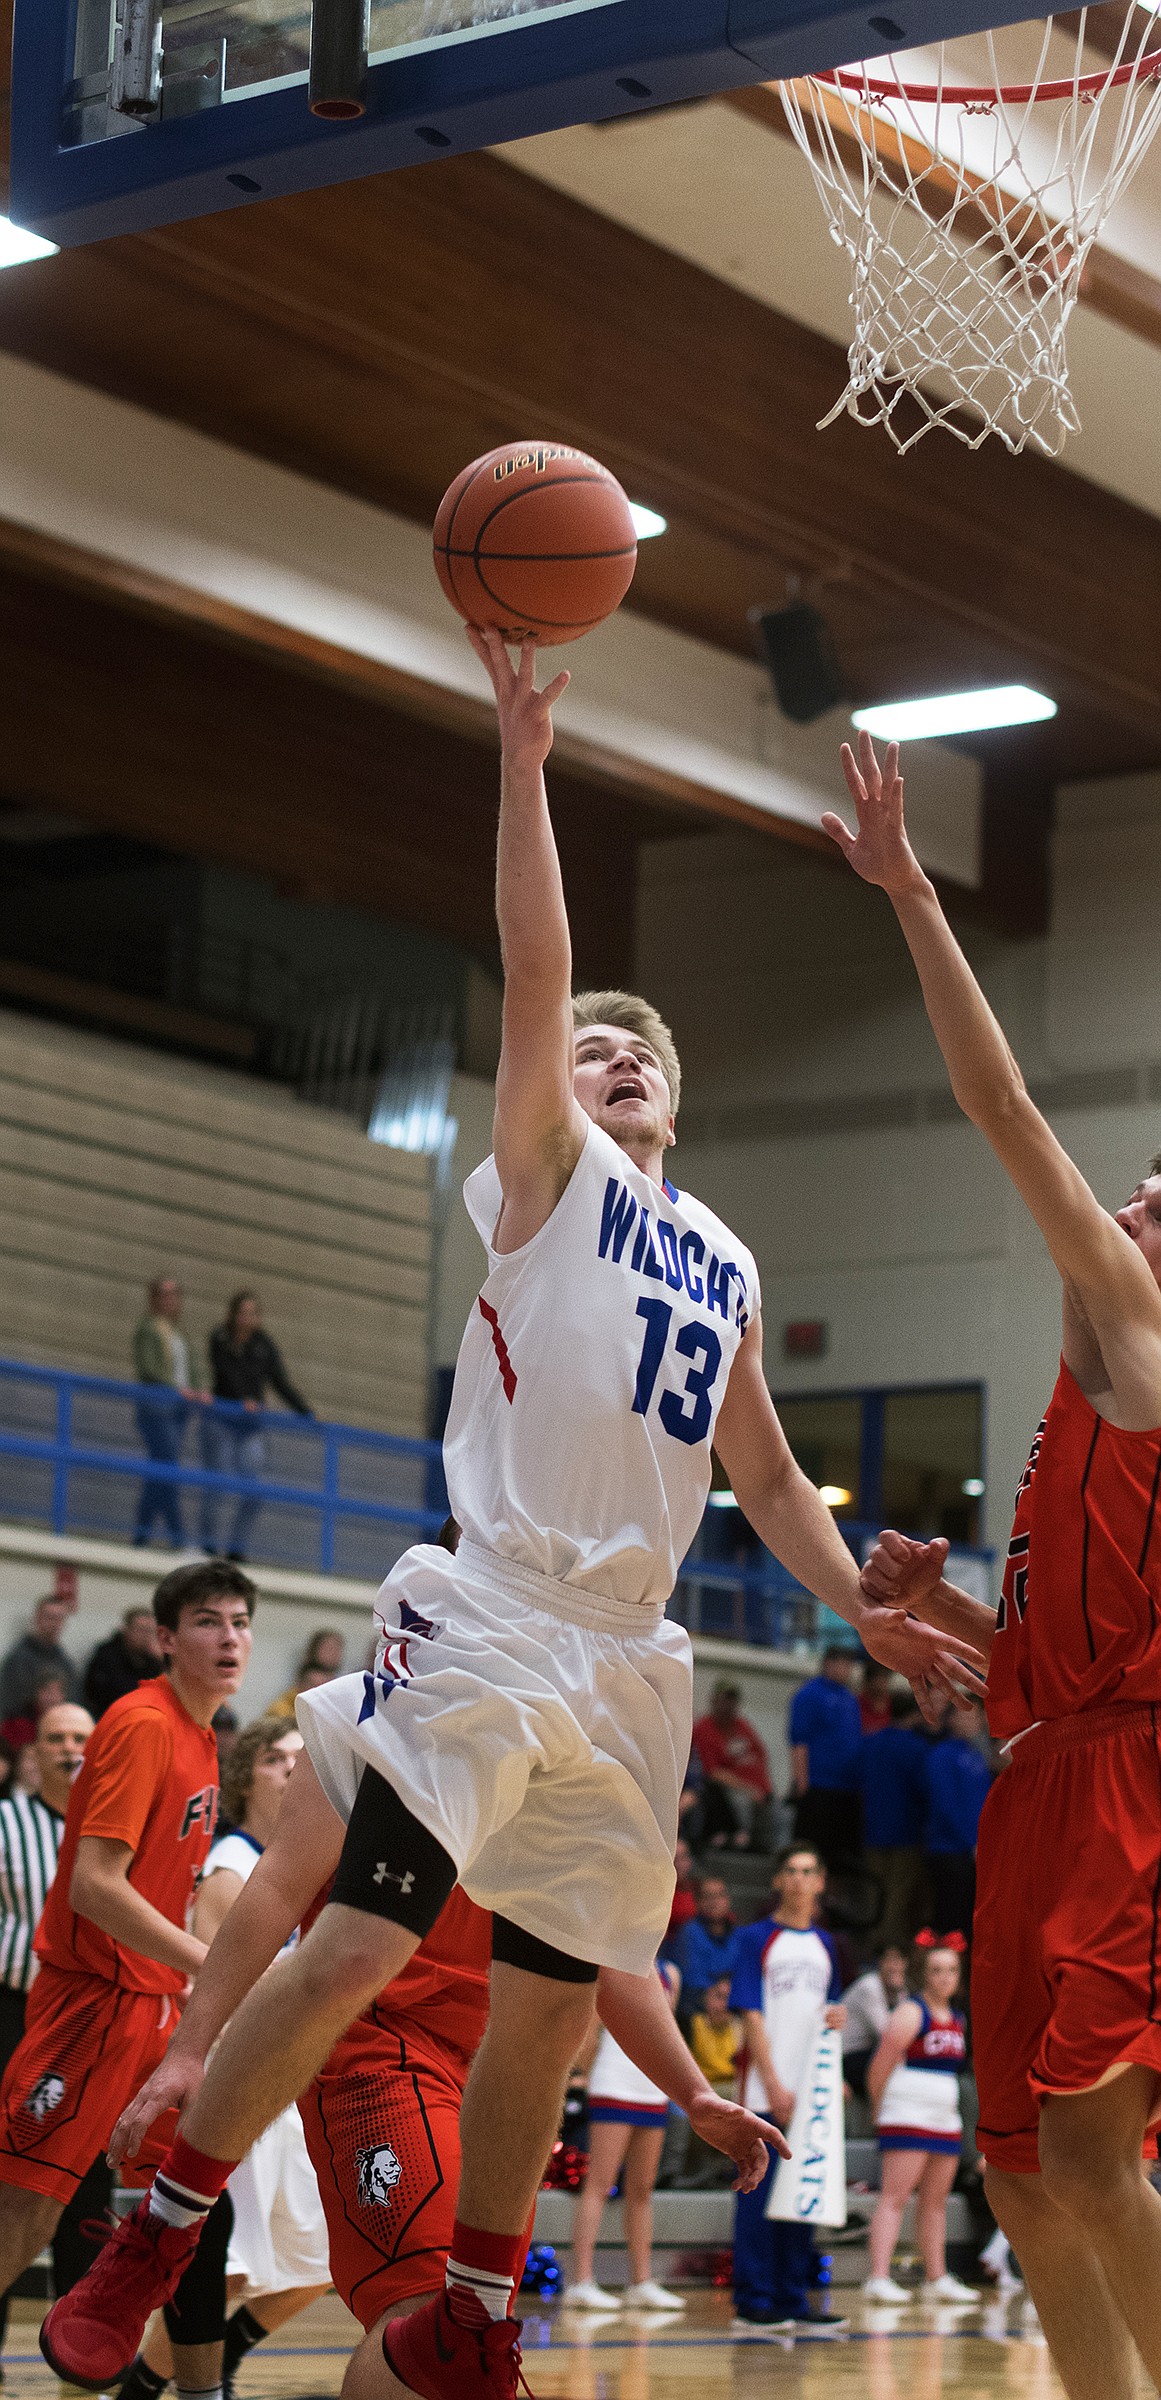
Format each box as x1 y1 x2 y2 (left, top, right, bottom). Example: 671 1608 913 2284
754 603 846 724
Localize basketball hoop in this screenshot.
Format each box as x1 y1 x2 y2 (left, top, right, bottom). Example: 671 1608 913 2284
778 9 1161 452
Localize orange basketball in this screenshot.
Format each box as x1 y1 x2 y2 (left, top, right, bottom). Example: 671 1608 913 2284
433 441 638 646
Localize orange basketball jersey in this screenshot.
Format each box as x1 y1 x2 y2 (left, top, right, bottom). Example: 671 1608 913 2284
36 1676 218 1994
988 1360 1161 1740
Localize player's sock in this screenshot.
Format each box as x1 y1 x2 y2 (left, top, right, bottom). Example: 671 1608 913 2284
149 2135 237 2233
174 2386 221 2400
445 2222 521 2326
118 2360 170 2400
221 2304 267 2391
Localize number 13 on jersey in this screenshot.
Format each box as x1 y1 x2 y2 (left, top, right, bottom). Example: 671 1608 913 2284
633 1296 723 1447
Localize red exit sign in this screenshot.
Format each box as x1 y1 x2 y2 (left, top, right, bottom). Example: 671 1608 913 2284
783 1320 828 1359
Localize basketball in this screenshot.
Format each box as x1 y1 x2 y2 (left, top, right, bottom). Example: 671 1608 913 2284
433 441 638 646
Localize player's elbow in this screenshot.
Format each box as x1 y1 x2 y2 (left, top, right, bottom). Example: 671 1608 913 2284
68 1858 114 1928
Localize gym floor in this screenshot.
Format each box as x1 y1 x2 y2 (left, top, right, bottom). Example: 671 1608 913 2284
5 2289 1127 2397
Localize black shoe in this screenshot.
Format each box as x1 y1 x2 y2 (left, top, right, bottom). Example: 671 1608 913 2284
786 2310 849 2337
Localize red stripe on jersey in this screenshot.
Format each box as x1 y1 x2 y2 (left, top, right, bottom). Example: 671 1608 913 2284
478 1296 517 1404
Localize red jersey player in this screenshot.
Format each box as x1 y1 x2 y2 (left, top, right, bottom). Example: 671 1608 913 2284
104 1746 783 2399
0 1563 252 2343
828 730 1161 2400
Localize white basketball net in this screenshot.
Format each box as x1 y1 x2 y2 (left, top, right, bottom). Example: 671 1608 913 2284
779 9 1161 452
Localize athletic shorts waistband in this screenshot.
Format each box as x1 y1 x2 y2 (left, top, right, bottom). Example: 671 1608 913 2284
452 1539 666 1636
1002 1699 1161 1767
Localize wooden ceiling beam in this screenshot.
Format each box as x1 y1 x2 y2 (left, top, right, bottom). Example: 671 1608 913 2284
0 152 1153 750
0 536 705 987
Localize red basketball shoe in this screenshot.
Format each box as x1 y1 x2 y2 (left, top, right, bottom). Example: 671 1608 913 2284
384 2293 536 2398
39 2197 202 2390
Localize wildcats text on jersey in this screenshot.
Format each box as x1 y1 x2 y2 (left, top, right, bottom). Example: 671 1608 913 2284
597 1176 750 1331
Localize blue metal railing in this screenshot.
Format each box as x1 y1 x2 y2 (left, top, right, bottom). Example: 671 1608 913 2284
0 1358 448 1583
0 1357 994 1639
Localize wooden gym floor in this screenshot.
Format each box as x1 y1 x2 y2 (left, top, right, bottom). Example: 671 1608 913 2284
7 2289 1150 2397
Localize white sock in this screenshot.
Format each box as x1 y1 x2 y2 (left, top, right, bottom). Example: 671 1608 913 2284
176 2387 222 2400
445 2257 516 2325
149 2173 218 2233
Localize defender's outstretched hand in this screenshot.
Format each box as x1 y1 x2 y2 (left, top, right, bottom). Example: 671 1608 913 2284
855 1600 988 1721
685 2089 787 2192
821 731 924 897
468 626 570 773
862 1529 997 1668
109 2047 204 2164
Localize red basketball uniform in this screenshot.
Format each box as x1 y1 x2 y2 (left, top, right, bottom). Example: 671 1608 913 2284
298 1884 509 2327
0 1677 218 2204
974 1361 1161 2173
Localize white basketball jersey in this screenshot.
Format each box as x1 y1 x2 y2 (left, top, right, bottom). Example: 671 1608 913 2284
444 1117 760 1613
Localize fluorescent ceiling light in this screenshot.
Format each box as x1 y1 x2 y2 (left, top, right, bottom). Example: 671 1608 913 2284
707 1488 739 1509
0 218 58 269
962 1476 986 1498
629 503 667 540
819 1484 853 1509
851 685 1057 741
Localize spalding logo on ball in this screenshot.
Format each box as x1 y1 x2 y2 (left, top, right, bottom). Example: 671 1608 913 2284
434 441 638 646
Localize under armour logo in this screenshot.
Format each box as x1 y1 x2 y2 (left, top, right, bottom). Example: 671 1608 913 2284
373 1863 415 1895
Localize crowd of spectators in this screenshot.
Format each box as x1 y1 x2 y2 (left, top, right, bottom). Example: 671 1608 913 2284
683 1652 995 1952
132 1275 312 1558
0 1595 348 1803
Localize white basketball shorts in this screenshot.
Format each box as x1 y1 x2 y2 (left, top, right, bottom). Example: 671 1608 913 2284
226 2104 331 2298
296 1538 692 1977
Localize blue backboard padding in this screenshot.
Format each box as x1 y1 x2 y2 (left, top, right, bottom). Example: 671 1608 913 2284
13 0 1040 248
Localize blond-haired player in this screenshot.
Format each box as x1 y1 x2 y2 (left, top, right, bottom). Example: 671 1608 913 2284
45 639 983 2400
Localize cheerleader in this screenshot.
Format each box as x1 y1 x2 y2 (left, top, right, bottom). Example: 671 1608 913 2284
864 1932 976 2304
564 1960 685 2315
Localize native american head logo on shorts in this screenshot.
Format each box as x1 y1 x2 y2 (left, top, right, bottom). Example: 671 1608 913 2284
26 2073 65 2120
356 2144 403 2209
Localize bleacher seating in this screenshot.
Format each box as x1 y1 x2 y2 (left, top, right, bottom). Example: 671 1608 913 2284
0 1007 432 1436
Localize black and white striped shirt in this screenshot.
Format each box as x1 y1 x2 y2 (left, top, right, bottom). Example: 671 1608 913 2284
0 1791 65 1992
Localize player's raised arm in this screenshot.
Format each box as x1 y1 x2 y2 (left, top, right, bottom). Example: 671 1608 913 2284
715 1316 987 1714
470 627 588 1233
822 735 1161 1404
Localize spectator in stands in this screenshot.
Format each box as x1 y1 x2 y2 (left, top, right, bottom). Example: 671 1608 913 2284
0 1673 73 1757
692 1680 773 1851
859 1660 894 1736
82 1606 164 1720
269 1628 346 1722
664 1837 699 1956
841 1943 908 2101
922 1700 993 1940
132 1274 207 1549
681 1976 745 2189
857 1687 929 1948
788 1644 863 1869
690 1976 742 2094
0 1595 79 1722
0 1701 111 2371
678 1741 705 1845
674 1875 739 2017
201 1292 312 1562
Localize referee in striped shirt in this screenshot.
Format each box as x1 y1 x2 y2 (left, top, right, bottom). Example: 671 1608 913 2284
0 1701 97 2363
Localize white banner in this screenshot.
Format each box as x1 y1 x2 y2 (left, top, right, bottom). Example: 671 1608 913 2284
765 2024 847 2229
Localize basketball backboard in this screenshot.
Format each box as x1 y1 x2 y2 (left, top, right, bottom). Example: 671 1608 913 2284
11 0 1042 248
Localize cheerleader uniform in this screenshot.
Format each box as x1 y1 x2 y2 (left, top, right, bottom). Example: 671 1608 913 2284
587 2027 669 2130
877 2001 966 2156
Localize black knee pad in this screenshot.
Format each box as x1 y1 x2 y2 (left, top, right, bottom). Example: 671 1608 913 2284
163 2191 233 2349
492 1916 599 1984
329 1768 459 1938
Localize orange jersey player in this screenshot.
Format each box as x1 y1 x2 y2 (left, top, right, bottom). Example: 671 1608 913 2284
831 729 1161 2400
97 1749 780 2400
0 1562 253 2327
